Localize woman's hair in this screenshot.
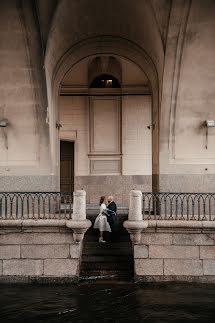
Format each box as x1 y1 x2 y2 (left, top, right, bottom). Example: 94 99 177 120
99 196 106 205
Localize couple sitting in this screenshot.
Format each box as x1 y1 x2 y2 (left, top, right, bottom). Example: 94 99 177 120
93 195 117 243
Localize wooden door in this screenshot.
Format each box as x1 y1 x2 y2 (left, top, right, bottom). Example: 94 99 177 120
60 141 74 193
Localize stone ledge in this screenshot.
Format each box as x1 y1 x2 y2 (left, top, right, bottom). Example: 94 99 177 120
0 232 74 245
0 275 79 284
0 220 66 227
134 275 215 284
147 221 215 229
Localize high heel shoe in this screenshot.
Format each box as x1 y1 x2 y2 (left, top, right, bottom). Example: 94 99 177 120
99 237 106 243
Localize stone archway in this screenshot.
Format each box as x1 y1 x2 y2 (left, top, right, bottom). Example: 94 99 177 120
46 36 160 192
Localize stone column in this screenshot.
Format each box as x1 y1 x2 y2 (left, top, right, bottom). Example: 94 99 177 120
124 190 148 244
66 190 91 242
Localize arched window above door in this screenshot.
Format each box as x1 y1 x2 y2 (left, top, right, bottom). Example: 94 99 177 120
89 74 121 88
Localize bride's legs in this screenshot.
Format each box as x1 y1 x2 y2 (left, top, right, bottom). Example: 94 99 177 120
99 231 106 243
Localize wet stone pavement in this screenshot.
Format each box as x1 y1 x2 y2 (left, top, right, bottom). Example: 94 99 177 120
1 281 215 322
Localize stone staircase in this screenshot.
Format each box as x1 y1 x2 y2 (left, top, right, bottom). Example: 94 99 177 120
80 214 134 281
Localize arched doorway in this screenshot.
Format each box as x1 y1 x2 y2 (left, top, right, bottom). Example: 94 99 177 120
59 54 153 203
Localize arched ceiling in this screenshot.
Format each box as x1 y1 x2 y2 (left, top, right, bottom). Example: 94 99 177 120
36 0 171 53
42 0 172 86
61 56 149 87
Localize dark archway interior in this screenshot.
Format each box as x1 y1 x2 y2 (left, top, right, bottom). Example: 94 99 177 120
90 74 121 88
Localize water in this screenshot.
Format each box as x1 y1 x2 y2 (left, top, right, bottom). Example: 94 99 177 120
1 281 215 322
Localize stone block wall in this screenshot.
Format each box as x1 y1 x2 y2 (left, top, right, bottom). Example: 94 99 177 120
0 226 82 282
134 229 215 282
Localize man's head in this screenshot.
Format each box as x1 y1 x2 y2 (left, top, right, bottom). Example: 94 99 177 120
108 196 113 203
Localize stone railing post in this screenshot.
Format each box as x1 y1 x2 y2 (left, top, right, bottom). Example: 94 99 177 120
66 190 91 242
72 190 86 221
128 190 143 221
123 190 148 244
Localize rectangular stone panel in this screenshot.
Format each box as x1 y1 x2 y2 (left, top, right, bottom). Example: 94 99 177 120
164 259 203 276
90 159 120 174
70 244 82 258
173 234 214 246
141 233 172 245
3 259 43 276
149 246 199 259
44 259 79 276
135 259 163 276
21 245 70 259
0 233 74 245
203 260 215 275
200 246 215 259
134 245 148 259
0 245 20 259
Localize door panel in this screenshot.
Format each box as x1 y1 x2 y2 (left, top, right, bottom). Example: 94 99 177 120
60 141 74 193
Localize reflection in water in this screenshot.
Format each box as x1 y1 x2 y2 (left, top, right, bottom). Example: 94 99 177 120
1 282 215 322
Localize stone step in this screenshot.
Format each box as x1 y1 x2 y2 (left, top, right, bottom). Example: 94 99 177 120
80 271 133 281
84 235 130 243
81 261 133 271
83 241 132 250
82 254 133 262
82 248 132 257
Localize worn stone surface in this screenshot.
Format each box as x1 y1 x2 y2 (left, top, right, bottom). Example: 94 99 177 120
173 233 214 246
135 275 215 283
141 233 172 245
0 233 74 245
0 176 56 192
149 245 199 259
0 245 20 259
21 244 70 259
134 245 148 259
135 259 163 276
70 244 82 258
0 260 2 275
44 259 79 276
203 260 215 275
164 259 203 276
3 259 43 276
200 246 215 259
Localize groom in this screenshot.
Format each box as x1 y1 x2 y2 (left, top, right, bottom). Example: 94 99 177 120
106 196 117 239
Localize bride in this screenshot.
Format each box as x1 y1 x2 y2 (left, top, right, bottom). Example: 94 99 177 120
94 196 111 243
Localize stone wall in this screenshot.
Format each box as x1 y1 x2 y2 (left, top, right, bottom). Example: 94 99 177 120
134 228 215 282
0 226 82 282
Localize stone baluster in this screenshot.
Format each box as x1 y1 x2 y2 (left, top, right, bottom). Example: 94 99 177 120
123 190 148 244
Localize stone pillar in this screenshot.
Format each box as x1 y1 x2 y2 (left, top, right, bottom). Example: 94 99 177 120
66 190 91 242
72 190 86 221
128 190 143 221
124 190 148 244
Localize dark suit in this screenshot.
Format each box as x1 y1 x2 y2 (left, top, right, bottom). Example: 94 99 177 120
107 201 117 233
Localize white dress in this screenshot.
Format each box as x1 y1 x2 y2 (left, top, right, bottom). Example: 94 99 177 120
93 203 111 232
